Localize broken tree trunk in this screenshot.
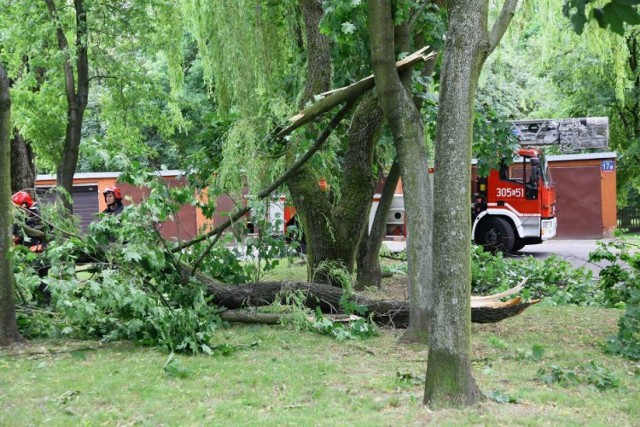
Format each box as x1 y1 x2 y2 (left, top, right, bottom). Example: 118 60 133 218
179 265 538 327
276 47 436 139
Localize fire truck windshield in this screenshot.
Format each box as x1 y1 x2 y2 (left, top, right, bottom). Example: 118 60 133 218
537 153 552 185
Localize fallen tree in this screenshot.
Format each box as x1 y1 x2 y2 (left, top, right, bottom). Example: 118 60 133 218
180 264 539 327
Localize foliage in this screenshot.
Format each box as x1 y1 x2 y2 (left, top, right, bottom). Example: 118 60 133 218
379 246 407 261
563 0 640 35
588 239 640 307
537 360 620 391
309 311 378 341
0 0 187 173
473 106 520 177
589 238 640 360
11 175 227 354
471 245 598 306
271 286 376 341
606 289 640 360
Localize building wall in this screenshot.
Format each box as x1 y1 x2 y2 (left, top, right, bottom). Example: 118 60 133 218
35 171 199 240
37 152 618 241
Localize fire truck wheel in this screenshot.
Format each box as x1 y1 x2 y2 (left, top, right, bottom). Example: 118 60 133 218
512 238 526 252
476 217 515 254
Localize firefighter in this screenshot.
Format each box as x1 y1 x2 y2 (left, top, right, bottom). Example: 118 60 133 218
11 191 45 252
12 190 50 304
102 186 124 215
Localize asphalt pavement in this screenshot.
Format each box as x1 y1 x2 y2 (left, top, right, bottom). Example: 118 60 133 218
513 238 611 276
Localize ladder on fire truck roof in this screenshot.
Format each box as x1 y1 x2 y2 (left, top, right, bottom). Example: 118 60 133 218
511 117 609 152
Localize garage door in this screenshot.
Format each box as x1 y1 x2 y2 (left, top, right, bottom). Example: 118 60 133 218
550 166 603 238
37 185 100 232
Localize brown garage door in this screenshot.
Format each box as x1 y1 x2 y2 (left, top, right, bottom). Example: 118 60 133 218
551 166 603 238
37 185 100 232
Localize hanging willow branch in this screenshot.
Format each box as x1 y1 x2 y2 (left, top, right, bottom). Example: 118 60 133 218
172 97 358 255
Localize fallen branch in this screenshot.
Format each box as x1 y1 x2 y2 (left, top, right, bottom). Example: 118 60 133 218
179 263 538 327
220 310 360 325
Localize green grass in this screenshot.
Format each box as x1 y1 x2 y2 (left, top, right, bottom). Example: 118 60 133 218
621 233 640 245
1 306 639 426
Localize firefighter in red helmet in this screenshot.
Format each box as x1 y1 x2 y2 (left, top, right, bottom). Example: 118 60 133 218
12 190 49 304
102 186 124 215
11 190 44 250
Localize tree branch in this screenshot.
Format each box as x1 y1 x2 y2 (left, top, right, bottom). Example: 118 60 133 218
275 47 435 140
488 0 519 55
43 0 76 105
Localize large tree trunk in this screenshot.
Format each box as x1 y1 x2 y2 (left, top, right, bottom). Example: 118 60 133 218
286 0 380 286
424 0 518 408
0 64 23 347
369 0 433 343
44 0 89 213
10 131 36 194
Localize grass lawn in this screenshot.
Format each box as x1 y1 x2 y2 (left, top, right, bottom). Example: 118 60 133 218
1 305 639 426
622 233 640 245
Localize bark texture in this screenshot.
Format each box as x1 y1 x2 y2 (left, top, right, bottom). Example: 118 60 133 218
369 0 433 342
424 0 518 408
0 63 23 347
44 0 89 212
10 131 36 194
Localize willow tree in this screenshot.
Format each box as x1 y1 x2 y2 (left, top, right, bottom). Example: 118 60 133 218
482 1 640 205
180 0 387 286
0 63 22 347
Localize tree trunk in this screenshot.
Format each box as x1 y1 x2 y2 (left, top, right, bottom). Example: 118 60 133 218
44 0 89 213
355 160 399 290
424 0 518 408
286 0 380 287
369 0 433 343
10 131 36 194
0 63 23 347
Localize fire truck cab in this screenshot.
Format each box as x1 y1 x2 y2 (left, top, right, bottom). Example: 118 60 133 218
472 147 557 253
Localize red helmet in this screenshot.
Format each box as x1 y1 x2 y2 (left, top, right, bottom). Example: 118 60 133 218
12 191 34 208
103 186 123 201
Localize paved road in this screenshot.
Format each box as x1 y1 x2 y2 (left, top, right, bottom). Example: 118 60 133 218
513 239 611 276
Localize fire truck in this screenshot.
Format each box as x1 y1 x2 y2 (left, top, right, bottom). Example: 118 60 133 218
373 117 609 253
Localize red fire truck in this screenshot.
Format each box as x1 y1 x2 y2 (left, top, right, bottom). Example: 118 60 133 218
371 117 609 253
472 147 556 252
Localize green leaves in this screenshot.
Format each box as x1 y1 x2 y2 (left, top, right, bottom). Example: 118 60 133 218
594 1 640 35
537 361 620 391
163 353 191 379
564 0 640 35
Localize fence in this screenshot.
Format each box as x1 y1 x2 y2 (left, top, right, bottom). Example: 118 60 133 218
618 207 640 233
